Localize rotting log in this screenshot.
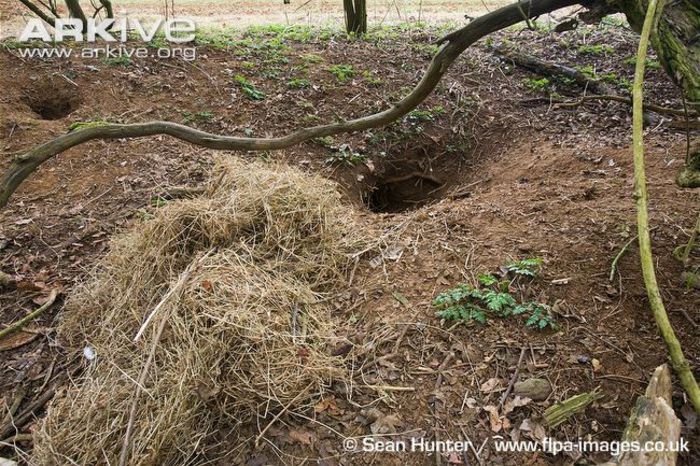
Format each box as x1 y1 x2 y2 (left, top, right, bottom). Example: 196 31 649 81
600 365 682 466
493 45 617 95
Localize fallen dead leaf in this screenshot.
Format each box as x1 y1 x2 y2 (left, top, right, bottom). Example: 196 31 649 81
370 413 401 434
504 395 532 415
483 405 503 432
314 397 340 415
287 428 315 445
480 377 501 394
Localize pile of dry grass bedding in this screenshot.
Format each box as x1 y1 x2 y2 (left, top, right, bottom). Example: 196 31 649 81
32 158 364 465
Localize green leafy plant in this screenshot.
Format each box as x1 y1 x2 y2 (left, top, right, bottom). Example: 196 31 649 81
407 106 444 123
103 56 131 67
361 70 382 85
434 258 554 329
623 56 661 70
325 144 367 166
576 65 596 79
182 111 214 125
505 257 543 277
234 74 265 100
524 76 550 93
302 53 324 64
287 78 311 89
578 44 614 55
313 136 335 148
327 64 355 82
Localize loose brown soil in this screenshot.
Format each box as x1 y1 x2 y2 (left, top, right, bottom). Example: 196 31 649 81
0 21 697 465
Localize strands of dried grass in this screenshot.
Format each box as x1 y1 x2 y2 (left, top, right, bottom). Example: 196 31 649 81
32 158 363 465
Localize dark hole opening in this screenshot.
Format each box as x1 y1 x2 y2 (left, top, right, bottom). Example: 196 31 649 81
28 96 80 120
368 174 443 213
23 81 82 120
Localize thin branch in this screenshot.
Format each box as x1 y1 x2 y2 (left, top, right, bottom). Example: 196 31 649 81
0 0 580 209
18 0 57 27
556 94 698 117
631 0 700 414
0 289 59 341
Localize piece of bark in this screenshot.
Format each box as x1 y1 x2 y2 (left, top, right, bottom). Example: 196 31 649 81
602 365 681 466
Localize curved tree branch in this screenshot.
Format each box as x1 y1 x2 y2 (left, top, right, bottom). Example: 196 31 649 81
18 0 57 27
0 0 580 208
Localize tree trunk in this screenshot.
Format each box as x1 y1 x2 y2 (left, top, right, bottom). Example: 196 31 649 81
609 0 699 102
606 0 699 187
64 0 88 31
343 0 367 35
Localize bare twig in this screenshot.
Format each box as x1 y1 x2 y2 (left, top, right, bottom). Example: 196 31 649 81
0 289 59 341
609 234 639 282
499 347 526 407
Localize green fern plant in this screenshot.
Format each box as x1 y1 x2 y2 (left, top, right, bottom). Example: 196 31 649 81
234 74 265 100
434 258 554 329
505 257 543 277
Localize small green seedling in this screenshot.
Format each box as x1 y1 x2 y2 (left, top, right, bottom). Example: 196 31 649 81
524 77 550 93
505 257 543 277
327 64 355 82
234 74 265 100
182 111 214 125
325 144 367 166
287 78 311 89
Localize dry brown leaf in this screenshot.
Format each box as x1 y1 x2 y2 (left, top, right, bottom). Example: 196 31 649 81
504 395 532 415
480 377 501 394
314 397 340 414
287 428 315 445
0 329 39 352
370 413 401 434
483 405 503 432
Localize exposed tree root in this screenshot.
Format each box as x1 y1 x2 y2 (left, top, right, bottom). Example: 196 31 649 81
0 0 580 209
0 289 59 342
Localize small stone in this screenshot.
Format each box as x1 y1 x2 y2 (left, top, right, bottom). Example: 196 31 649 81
517 243 533 253
513 378 552 401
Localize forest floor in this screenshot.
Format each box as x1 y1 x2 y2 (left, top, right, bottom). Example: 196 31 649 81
0 19 698 465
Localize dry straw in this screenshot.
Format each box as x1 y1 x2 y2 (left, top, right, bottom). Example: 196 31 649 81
32 158 364 465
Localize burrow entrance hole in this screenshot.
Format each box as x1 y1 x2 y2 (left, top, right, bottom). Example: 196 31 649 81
366 171 446 213
23 79 82 120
